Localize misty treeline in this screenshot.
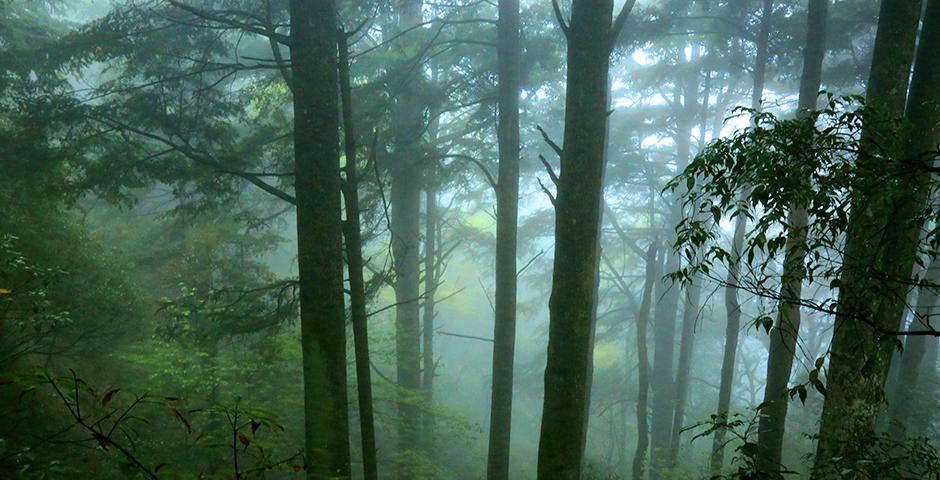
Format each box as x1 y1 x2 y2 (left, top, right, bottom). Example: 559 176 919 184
2 0 940 479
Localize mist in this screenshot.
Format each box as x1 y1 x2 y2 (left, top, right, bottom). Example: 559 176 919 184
2 0 939 479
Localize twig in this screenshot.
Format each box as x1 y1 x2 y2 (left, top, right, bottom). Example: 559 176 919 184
438 331 494 342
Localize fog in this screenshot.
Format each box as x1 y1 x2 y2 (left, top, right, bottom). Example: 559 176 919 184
2 0 939 479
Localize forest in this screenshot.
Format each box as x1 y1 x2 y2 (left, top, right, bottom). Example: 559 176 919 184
2 0 940 478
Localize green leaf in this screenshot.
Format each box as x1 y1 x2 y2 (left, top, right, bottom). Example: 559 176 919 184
812 379 827 397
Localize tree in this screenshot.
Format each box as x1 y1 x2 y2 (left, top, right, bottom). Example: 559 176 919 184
756 0 829 474
289 0 351 477
710 0 772 474
486 0 521 477
887 256 940 438
387 0 426 464
812 0 936 476
667 41 705 469
338 27 379 480
882 0 940 441
633 241 658 480
536 0 635 478
649 13 704 474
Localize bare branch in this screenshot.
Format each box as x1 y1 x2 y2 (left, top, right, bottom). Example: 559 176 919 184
536 124 564 158
537 177 557 207
552 0 570 37
437 331 494 343
91 116 296 205
434 154 497 191
538 154 560 186
610 0 638 51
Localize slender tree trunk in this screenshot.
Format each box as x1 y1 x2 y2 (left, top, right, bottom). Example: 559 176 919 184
633 241 658 480
666 47 702 467
812 1 932 477
756 1 827 474
669 280 699 461
649 237 679 479
709 213 746 475
289 1 350 477
338 32 378 480
486 0 520 477
537 1 631 477
710 2 771 475
649 50 700 480
391 167 422 461
422 179 437 448
389 0 425 466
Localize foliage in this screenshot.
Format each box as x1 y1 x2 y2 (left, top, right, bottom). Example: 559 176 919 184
687 411 795 480
805 432 940 479
667 94 939 331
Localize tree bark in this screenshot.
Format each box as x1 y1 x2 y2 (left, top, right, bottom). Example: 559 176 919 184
338 31 378 480
632 242 658 480
537 0 626 477
289 0 350 477
812 0 931 477
756 1 827 475
486 0 520 477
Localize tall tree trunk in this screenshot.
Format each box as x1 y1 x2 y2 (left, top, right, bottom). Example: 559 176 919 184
289 0 350 477
537 1 633 478
632 241 658 480
649 48 701 480
648 235 680 479
756 1 828 474
667 47 702 467
812 0 932 477
888 256 940 438
669 280 700 462
338 31 378 480
422 179 437 449
710 1 771 474
486 0 520 476
389 0 425 465
710 213 746 475
885 0 940 440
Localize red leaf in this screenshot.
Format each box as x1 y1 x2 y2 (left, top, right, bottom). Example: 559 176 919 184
238 433 251 448
170 407 192 433
291 464 303 472
101 388 120 406
0 378 13 386
154 463 169 472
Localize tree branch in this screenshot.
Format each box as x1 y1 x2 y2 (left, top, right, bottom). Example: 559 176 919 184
166 0 291 45
552 0 570 37
536 124 564 158
610 0 637 51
